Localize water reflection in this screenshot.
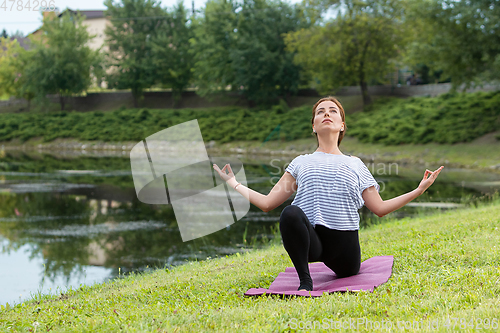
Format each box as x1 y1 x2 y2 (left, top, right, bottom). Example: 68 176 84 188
0 149 499 306
0 236 112 307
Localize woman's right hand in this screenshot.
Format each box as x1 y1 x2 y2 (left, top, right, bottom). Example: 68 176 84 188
213 163 236 184
417 166 444 195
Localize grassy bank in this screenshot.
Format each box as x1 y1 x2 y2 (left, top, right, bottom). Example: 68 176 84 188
225 133 500 172
1 131 499 174
0 91 499 173
348 91 500 145
1 199 499 332
0 91 499 145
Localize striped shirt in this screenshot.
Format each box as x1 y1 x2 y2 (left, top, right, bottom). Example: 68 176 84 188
285 151 380 230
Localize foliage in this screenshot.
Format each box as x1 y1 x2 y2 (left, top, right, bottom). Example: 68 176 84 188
0 37 22 98
0 106 288 144
347 91 500 145
405 0 500 89
0 37 37 108
189 0 237 98
285 0 410 106
190 0 312 106
149 1 195 105
26 12 98 111
1 91 499 146
103 0 166 107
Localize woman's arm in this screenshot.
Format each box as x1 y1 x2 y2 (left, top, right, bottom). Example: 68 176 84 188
362 166 444 217
213 163 297 213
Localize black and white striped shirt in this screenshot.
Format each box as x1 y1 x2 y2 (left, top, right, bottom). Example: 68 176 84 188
285 151 380 230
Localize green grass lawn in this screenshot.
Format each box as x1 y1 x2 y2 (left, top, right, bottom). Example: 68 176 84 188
1 199 499 332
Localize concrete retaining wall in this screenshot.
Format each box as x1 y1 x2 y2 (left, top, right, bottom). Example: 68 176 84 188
2 83 498 113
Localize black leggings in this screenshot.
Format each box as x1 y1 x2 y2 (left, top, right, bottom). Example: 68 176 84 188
279 205 361 291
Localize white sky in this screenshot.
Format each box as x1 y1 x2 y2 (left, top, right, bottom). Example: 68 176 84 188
0 0 308 36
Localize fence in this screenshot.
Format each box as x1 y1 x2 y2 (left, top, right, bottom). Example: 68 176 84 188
333 82 500 97
1 83 499 113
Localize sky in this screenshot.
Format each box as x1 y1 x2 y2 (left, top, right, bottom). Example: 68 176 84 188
0 0 308 37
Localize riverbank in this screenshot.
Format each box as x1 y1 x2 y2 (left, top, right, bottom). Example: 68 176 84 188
2 131 499 173
1 198 499 331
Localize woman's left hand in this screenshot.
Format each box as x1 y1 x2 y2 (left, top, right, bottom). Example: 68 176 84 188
417 166 444 195
213 163 236 183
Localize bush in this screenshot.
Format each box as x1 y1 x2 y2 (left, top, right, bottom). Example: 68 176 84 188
347 91 500 145
1 92 498 145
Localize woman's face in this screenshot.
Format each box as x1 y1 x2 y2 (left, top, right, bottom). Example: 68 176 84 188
312 101 344 134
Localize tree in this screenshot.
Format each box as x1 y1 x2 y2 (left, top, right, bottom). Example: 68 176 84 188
189 0 238 99
190 0 312 106
1 29 7 38
0 37 37 110
149 1 194 106
26 12 98 110
232 0 312 105
0 37 19 98
104 0 166 107
284 0 410 106
405 0 500 89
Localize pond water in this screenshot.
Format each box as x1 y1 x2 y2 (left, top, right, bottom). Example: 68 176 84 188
1 148 499 306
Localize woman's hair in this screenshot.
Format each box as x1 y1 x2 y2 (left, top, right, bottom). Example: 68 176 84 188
311 96 347 148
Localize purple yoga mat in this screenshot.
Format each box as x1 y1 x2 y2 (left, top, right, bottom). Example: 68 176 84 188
245 255 394 297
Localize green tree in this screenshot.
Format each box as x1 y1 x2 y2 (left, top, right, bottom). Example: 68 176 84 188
405 0 500 89
104 0 166 107
0 37 20 98
190 0 312 106
232 0 312 105
150 1 194 106
284 0 410 106
0 37 37 109
26 12 98 110
189 0 238 99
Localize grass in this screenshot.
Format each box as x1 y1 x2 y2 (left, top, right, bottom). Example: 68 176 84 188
217 132 500 172
1 91 498 172
0 90 499 174
1 198 499 332
341 134 500 170
1 90 499 146
2 132 499 174
348 91 500 145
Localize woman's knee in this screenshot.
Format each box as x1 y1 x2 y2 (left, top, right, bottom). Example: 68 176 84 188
279 205 303 229
280 205 305 234
333 262 360 278
340 265 360 278
280 205 302 221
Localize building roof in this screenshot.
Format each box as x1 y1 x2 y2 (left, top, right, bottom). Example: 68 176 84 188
66 9 105 19
12 36 32 51
1 36 32 51
29 9 106 35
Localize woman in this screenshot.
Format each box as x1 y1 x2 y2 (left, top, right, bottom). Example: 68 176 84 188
213 96 444 291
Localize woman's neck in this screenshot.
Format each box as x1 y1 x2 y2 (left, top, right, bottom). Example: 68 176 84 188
315 146 343 155
316 134 341 155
